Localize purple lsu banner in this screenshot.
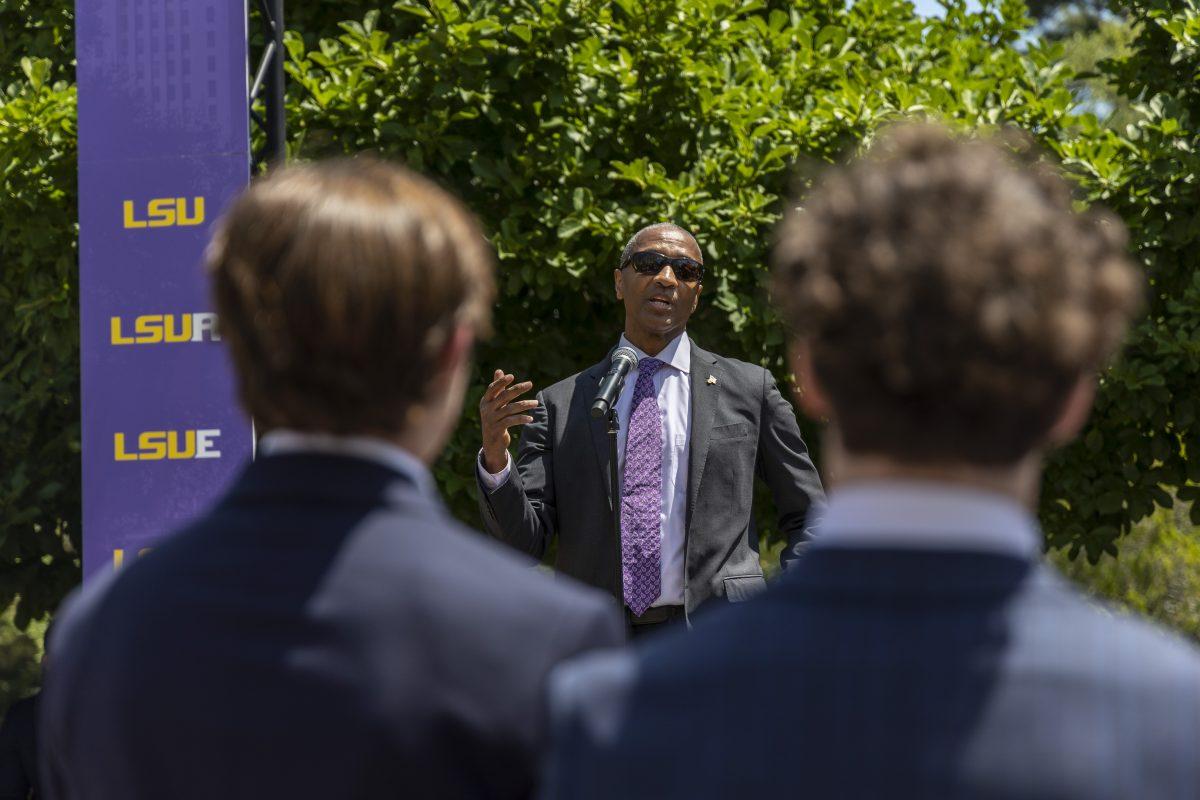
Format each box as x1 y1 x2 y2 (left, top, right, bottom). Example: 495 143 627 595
76 0 254 579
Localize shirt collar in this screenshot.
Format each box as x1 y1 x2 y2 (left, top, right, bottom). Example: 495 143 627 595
618 331 691 375
257 429 437 499
812 480 1042 558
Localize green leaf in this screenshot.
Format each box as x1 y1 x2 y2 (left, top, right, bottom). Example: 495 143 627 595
393 3 432 19
20 57 51 90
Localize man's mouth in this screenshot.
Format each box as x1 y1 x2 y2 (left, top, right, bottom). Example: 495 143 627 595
647 296 673 309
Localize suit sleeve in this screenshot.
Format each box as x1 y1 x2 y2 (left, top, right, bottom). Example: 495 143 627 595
539 650 639 800
0 701 31 800
477 390 559 559
756 369 826 568
534 593 626 753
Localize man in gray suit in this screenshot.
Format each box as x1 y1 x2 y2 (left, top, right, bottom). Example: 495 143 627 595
540 124 1200 799
477 223 825 635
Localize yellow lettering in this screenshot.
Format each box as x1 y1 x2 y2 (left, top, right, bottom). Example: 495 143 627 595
122 201 147 229
134 315 164 344
138 431 167 461
167 430 196 459
147 198 176 228
114 433 137 461
110 317 135 345
176 197 205 226
116 429 220 460
113 548 152 570
164 314 192 343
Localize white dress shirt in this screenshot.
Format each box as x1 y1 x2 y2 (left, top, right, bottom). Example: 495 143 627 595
479 331 692 607
811 481 1042 557
260 429 436 500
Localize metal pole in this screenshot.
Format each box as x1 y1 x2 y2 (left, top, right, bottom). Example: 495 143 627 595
264 0 285 167
250 0 286 171
608 408 625 616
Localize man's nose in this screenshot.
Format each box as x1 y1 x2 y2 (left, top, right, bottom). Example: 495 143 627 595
655 266 679 287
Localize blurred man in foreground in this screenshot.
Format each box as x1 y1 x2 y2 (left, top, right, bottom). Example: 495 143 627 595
40 159 624 799
541 124 1200 799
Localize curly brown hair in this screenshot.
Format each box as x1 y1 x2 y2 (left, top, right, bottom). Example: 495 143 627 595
207 158 494 436
772 123 1141 465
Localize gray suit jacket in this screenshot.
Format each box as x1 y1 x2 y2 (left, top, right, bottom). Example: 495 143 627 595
542 548 1200 799
477 339 825 614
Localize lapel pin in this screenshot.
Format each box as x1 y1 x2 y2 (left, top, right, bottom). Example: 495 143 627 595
706 374 717 385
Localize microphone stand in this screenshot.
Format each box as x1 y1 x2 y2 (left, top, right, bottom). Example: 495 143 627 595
607 405 624 610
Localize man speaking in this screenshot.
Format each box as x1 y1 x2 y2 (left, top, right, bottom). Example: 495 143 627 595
477 223 825 634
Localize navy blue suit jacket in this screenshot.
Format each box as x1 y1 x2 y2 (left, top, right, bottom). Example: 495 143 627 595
544 546 1200 799
0 694 38 799
40 453 624 799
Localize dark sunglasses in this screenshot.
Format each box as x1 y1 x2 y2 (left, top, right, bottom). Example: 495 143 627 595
622 250 705 282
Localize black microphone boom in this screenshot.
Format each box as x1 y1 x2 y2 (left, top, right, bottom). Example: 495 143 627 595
590 347 639 419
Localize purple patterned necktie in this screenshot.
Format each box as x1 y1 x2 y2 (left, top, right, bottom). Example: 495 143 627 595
621 357 665 616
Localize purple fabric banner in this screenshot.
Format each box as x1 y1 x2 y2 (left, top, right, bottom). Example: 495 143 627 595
76 1 253 579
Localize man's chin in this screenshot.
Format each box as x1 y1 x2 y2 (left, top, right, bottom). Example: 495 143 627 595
639 308 678 329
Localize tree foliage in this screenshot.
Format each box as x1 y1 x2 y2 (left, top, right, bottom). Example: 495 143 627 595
1052 503 1200 641
0 60 78 626
1025 0 1109 24
1047 0 1200 561
0 0 72 82
282 0 1087 534
1055 15 1137 129
0 602 45 714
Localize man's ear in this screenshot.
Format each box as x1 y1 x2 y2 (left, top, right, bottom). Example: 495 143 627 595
1046 376 1096 446
614 268 624 300
433 323 475 385
691 282 702 313
789 341 832 421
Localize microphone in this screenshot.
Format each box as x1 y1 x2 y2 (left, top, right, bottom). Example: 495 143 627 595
590 347 639 419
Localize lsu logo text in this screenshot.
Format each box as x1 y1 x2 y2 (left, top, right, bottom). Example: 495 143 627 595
114 429 221 461
110 312 219 345
113 547 153 569
122 196 205 229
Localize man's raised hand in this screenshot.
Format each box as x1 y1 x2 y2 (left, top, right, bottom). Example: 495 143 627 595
480 369 537 474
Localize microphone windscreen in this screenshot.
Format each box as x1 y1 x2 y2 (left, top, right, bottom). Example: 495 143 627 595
611 346 639 369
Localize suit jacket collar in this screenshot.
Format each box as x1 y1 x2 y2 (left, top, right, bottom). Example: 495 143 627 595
226 452 443 515
258 429 437 499
780 545 1044 601
618 331 691 374
813 482 1041 557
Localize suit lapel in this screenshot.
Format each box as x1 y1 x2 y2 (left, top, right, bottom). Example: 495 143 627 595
583 361 616 511
686 342 719 533
585 340 718 519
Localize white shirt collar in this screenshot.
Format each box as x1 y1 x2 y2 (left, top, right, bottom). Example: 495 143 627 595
258 429 436 498
618 331 691 375
812 481 1041 557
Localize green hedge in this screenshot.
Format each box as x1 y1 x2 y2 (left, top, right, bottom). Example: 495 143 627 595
0 58 78 628
1051 503 1200 642
282 0 1090 540
1045 0 1200 560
